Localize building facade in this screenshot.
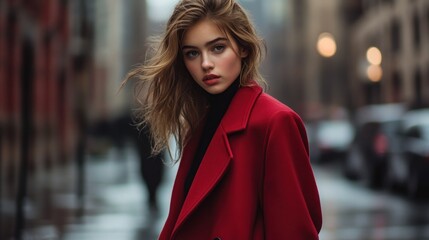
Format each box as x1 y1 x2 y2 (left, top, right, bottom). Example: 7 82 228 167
349 0 429 108
0 0 147 239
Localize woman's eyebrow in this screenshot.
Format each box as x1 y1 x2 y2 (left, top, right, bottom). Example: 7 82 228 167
182 37 228 50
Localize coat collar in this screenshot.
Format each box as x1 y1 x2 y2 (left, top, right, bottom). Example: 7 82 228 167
221 84 263 134
171 85 263 237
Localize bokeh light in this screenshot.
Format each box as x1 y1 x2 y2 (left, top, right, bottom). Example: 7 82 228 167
366 47 382 65
367 64 383 82
317 32 337 58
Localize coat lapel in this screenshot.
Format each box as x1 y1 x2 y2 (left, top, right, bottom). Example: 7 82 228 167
171 85 263 236
172 127 232 235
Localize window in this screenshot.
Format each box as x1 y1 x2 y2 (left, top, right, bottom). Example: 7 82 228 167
412 12 421 49
364 81 382 104
427 7 429 45
391 19 401 53
414 70 422 106
392 71 402 102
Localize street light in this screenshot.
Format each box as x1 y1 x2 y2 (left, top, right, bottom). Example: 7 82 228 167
317 32 337 58
366 47 382 65
365 46 383 82
367 64 383 82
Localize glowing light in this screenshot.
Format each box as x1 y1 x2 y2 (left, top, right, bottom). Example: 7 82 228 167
317 32 337 58
367 65 383 82
366 47 382 65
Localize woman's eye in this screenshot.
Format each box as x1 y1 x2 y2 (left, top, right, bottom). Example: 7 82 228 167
184 50 199 58
213 45 225 53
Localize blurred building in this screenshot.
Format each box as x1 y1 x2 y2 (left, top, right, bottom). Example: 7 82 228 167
287 0 351 119
348 0 429 108
249 0 353 119
92 0 147 120
245 0 428 119
0 0 147 239
241 0 310 115
0 0 95 238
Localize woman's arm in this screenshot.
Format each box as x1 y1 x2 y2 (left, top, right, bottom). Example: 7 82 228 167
262 110 322 239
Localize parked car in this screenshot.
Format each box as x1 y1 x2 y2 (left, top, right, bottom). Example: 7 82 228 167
342 104 406 188
306 119 354 163
385 108 429 198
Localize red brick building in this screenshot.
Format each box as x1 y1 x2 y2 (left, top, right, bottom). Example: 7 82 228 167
0 0 96 238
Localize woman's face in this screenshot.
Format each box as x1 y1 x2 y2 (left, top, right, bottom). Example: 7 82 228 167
181 19 247 95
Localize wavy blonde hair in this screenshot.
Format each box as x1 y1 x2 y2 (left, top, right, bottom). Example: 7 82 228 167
125 0 266 163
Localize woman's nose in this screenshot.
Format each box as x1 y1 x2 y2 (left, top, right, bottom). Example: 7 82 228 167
201 53 214 70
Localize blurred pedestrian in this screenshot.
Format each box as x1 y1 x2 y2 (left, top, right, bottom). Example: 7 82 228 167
125 0 322 239
110 113 164 213
134 123 165 212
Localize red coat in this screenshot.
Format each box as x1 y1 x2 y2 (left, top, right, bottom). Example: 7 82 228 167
159 85 322 240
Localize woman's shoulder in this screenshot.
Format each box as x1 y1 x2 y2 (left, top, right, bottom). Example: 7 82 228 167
254 92 300 118
231 84 304 128
240 84 295 114
235 89 304 133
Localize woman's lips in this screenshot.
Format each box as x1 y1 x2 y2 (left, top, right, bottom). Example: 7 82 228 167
203 74 220 86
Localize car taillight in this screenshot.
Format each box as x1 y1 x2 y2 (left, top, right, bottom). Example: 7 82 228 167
374 133 388 155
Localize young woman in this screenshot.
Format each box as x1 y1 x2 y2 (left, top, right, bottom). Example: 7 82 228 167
126 0 322 239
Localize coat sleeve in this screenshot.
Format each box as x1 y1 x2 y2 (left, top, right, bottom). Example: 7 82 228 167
262 110 322 239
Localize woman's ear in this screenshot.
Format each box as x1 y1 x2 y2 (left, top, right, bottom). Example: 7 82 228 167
240 48 248 58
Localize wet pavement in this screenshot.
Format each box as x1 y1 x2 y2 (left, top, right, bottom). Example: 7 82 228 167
6 146 429 240
57 147 177 240
7 146 176 240
317 164 429 240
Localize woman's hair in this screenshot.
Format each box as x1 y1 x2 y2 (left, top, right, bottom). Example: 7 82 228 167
125 0 266 163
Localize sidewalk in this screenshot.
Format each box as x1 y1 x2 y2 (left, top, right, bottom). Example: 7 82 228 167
22 145 176 240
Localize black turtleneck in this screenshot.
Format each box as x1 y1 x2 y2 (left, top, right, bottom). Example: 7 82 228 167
184 80 240 196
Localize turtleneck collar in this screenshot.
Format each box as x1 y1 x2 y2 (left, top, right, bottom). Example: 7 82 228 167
207 79 240 110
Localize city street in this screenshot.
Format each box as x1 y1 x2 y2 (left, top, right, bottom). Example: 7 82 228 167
16 146 429 240
3 1 429 240
316 163 429 240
